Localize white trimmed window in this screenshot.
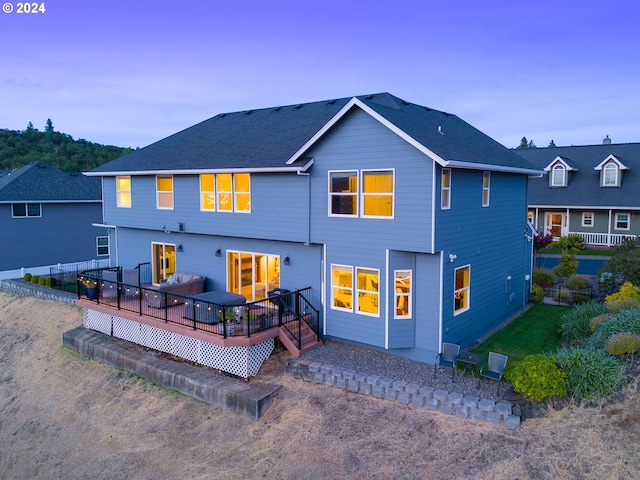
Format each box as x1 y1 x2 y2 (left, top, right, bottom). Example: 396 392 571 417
97 236 109 256
116 176 131 208
200 174 216 211
329 170 358 216
582 212 594 227
551 164 566 187
356 267 379 316
615 213 630 230
482 171 490 207
441 168 451 209
454 265 470 315
331 265 353 311
216 173 251 212
361 170 394 218
156 175 174 209
12 202 41 217
394 270 412 319
603 163 619 186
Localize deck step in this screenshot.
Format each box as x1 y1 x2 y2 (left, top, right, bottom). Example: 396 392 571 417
278 323 322 358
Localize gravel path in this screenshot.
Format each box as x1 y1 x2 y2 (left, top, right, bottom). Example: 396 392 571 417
301 340 512 402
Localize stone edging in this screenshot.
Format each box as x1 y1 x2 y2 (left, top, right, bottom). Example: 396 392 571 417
285 358 521 429
0 279 77 305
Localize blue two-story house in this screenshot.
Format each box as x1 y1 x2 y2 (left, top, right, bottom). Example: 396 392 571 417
83 93 539 374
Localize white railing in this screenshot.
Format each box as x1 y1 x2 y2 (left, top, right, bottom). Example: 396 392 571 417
569 232 638 247
0 259 110 281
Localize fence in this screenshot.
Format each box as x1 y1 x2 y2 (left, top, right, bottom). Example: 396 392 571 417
543 285 595 305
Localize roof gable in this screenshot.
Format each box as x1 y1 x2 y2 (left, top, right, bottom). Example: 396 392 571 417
543 156 578 172
594 154 629 171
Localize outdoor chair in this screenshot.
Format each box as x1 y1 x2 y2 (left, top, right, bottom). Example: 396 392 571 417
478 352 508 396
434 342 460 381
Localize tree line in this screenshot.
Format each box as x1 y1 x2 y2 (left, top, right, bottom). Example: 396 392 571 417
0 119 133 173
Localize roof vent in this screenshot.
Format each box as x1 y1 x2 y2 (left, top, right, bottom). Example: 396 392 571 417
244 110 252 115
327 100 336 105
603 135 611 145
438 125 444 135
293 104 302 110
273 107 281 112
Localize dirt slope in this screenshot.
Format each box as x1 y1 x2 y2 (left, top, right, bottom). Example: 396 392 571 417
0 292 638 479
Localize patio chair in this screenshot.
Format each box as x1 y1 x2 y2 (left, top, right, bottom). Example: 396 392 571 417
478 352 508 396
434 342 460 381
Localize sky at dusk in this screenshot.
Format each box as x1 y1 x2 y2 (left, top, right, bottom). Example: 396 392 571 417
1 0 639 150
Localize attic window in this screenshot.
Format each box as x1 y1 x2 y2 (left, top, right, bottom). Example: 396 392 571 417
603 163 619 186
551 164 566 187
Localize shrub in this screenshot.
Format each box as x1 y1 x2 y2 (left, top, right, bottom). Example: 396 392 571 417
605 281 640 303
46 277 56 287
587 308 640 349
533 269 555 287
572 293 591 305
23 273 32 282
557 233 586 252
605 332 640 355
530 284 544 303
560 301 608 346
554 251 578 278
589 313 612 332
38 277 46 286
31 275 40 284
567 275 590 290
554 347 627 401
606 298 640 313
505 354 567 401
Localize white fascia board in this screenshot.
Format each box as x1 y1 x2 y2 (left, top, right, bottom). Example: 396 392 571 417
594 154 629 171
529 204 640 210
286 97 449 167
83 166 307 177
0 199 100 204
543 156 576 172
446 160 543 176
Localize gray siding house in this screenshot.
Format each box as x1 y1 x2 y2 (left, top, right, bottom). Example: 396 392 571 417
86 93 540 364
0 162 105 271
516 141 640 246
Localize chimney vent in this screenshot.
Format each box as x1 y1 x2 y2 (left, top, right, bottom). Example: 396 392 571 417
603 135 611 145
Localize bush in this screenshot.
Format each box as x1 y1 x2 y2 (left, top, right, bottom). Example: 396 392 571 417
38 277 46 285
46 277 56 287
554 251 578 278
605 332 640 355
606 298 640 313
605 282 640 303
590 313 612 332
531 284 544 303
23 273 32 282
572 293 591 305
533 269 555 287
567 275 590 290
560 301 608 346
505 354 567 401
587 308 640 349
554 347 627 401
557 233 586 252
31 275 40 284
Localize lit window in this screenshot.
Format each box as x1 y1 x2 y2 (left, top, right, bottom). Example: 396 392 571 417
116 176 131 208
156 175 174 209
454 265 470 314
97 236 109 256
362 170 394 217
551 164 565 187
603 163 619 186
582 212 594 227
615 213 630 230
394 270 411 319
217 173 233 212
200 174 216 211
329 171 358 216
12 203 41 217
482 171 490 207
441 168 451 209
234 173 251 212
331 265 353 311
356 268 379 316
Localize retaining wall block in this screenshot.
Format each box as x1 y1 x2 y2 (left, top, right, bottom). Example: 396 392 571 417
455 404 470 419
366 374 381 386
320 364 334 374
398 391 412 404
486 411 503 425
419 386 434 398
380 377 394 388
308 362 322 373
331 366 346 376
372 385 385 399
448 392 464 405
392 380 408 392
384 389 399 401
504 414 521 430
302 370 314 382
355 372 368 383
347 379 360 392
343 369 357 380
412 394 426 407
405 383 421 395
440 400 454 415
336 377 348 389
325 374 337 386
313 372 325 384
425 397 439 411
359 383 373 396
433 389 448 402
496 402 513 416
469 407 486 422
478 399 496 412
463 396 479 408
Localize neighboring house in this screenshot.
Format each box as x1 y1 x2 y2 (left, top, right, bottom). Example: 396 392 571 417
0 162 105 271
516 140 640 246
85 92 540 363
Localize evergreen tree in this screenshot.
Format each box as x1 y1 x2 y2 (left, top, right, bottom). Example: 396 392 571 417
45 118 54 133
527 139 537 148
548 139 557 148
517 137 529 149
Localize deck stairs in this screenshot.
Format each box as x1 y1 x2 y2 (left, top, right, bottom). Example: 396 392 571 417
278 318 322 357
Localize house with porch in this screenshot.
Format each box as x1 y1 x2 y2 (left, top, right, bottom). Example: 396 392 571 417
79 93 540 377
0 161 105 272
515 140 640 246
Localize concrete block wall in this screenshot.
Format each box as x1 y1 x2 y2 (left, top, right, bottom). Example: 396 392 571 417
284 358 521 429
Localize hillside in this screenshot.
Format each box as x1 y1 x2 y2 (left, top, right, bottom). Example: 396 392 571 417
0 121 133 173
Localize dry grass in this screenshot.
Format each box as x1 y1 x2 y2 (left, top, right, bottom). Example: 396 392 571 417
0 291 639 479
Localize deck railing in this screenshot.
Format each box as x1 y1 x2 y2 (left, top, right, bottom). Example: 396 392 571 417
76 271 319 340
569 231 637 247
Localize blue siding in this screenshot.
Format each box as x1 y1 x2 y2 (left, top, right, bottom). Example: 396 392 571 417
435 169 530 348
0 202 104 270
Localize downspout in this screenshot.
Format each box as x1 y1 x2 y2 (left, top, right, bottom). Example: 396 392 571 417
385 249 389 349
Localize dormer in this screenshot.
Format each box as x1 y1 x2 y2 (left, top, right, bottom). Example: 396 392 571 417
543 156 577 187
594 154 629 187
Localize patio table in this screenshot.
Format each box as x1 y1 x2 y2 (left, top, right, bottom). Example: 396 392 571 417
455 351 486 381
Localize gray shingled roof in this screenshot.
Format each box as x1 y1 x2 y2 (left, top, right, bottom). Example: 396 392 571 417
515 143 640 208
0 162 101 202
89 93 537 175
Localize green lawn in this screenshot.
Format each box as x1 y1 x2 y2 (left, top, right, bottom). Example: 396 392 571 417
538 247 614 256
471 304 567 363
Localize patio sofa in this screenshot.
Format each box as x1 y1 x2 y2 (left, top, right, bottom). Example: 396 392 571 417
145 273 206 308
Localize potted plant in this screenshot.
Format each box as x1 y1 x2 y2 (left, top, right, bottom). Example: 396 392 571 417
82 277 98 300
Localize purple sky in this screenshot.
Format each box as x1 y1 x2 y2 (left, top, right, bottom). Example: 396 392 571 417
1 0 639 150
